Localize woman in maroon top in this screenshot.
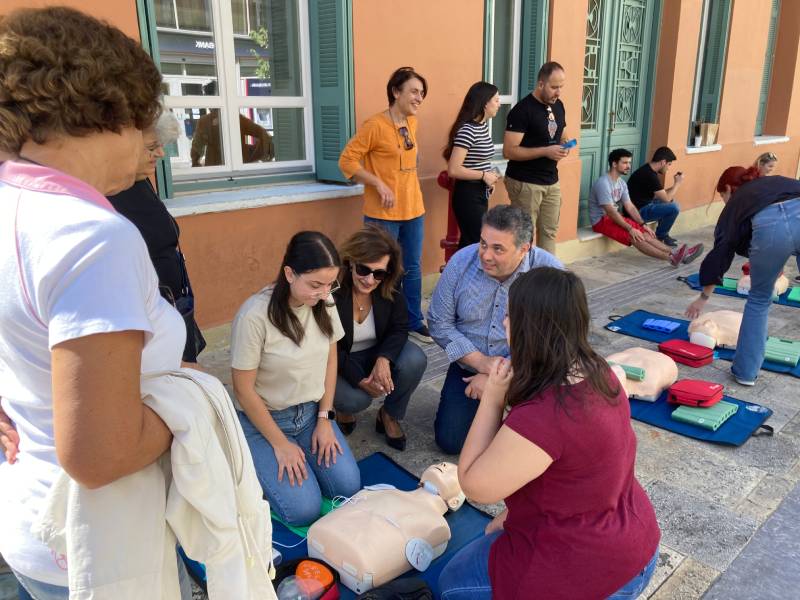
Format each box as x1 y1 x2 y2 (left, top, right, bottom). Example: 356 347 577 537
438 267 660 600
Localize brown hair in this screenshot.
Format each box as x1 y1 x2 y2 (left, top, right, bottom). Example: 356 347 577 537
505 268 620 409
537 61 565 82
386 67 428 106
339 225 403 301
0 7 162 154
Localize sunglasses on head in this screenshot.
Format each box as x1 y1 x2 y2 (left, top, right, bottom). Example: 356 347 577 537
354 263 390 281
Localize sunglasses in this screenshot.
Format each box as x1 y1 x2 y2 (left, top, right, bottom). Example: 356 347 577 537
397 126 414 151
354 263 390 281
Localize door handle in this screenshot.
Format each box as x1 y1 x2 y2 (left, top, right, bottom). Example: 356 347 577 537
608 110 616 134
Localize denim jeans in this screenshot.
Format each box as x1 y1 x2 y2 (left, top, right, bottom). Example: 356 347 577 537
438 532 659 600
732 199 800 382
363 215 425 330
13 554 193 600
239 401 361 526
638 200 680 240
334 341 427 419
434 363 480 455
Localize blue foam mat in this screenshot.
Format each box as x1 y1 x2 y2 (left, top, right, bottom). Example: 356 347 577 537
183 452 491 599
679 273 800 308
605 309 800 378
630 391 773 446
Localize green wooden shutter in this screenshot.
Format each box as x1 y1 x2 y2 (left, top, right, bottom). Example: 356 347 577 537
755 0 781 136
518 0 549 98
697 0 732 124
309 0 354 183
136 0 174 199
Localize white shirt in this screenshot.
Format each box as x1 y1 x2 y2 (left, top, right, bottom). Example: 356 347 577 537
351 309 377 353
0 161 185 586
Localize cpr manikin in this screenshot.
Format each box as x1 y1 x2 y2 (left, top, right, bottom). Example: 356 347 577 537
607 347 678 401
688 310 742 349
736 262 789 298
306 462 465 594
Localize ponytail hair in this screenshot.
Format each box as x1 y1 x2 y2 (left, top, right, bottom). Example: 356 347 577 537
716 165 760 194
268 231 340 346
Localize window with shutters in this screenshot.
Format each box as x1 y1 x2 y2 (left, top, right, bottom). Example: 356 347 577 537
755 0 781 136
483 0 548 148
688 0 732 146
152 0 315 182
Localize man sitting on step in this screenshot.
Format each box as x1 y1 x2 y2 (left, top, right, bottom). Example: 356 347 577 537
589 148 703 267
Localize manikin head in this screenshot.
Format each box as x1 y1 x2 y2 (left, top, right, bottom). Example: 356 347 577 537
420 462 465 511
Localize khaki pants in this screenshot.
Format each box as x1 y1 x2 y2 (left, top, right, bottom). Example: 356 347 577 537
504 177 561 255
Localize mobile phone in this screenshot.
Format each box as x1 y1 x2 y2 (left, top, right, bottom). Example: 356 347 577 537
561 138 577 149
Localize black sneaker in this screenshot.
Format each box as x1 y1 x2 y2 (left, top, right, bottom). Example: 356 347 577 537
659 235 679 247
410 324 434 344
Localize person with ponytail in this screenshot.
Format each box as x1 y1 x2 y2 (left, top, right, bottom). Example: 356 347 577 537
231 232 361 526
444 82 502 248
687 166 800 385
439 268 660 600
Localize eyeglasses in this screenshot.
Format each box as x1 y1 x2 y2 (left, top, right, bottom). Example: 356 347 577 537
397 126 414 151
145 142 164 156
354 263 390 281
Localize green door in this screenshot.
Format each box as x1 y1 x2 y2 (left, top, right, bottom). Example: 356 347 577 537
578 0 660 228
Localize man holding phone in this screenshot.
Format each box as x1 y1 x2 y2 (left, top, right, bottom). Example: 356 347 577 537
503 61 572 255
626 146 683 247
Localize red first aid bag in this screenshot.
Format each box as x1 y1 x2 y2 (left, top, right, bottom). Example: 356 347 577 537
667 379 724 407
658 339 714 367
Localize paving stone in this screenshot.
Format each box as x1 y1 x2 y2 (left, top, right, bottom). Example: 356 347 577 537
636 544 685 599
645 480 759 572
0 572 18 600
704 482 800 599
735 473 795 523
648 556 719 600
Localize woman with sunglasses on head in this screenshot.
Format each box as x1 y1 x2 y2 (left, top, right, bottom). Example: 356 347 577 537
444 82 502 248
439 267 660 600
107 109 206 365
230 232 361 527
333 226 428 450
339 67 434 345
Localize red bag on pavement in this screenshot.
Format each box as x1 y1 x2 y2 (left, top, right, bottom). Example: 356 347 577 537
658 339 714 367
667 379 724 407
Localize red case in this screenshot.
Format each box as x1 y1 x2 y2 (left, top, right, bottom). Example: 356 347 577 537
667 379 724 407
658 339 714 367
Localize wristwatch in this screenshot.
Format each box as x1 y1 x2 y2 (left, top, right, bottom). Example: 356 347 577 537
700 291 711 300
318 410 336 420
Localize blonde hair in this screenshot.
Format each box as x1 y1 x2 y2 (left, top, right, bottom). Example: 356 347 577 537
754 152 777 168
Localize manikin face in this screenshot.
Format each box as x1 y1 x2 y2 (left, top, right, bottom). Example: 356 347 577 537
483 93 501 120
284 265 340 307
392 77 426 117
537 69 566 104
613 157 632 176
478 225 530 282
351 255 390 296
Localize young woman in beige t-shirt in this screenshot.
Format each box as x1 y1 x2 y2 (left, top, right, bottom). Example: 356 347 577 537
231 232 361 526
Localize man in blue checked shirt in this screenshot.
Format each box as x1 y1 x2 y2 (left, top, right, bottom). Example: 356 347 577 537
427 205 564 454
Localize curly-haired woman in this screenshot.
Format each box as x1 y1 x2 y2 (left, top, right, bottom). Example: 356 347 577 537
0 7 191 599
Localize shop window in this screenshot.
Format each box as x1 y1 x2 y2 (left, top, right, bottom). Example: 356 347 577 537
688 0 732 147
755 0 781 136
140 0 353 194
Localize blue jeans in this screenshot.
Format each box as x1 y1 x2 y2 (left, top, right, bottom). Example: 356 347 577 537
434 363 480 455
13 554 193 600
334 341 427 419
732 199 800 382
363 215 425 330
638 200 680 239
438 532 659 600
239 401 361 526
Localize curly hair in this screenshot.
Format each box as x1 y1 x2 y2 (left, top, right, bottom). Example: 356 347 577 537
0 6 162 153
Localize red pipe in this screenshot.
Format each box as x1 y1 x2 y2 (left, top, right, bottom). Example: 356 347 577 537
437 170 459 271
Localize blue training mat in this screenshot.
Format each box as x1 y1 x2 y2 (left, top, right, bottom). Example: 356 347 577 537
604 309 800 378
183 451 491 599
630 391 773 446
679 273 800 308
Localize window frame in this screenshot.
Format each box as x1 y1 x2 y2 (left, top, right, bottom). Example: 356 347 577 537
156 0 316 183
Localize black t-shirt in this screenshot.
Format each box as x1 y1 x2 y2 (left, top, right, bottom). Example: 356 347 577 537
504 95 566 185
626 164 664 209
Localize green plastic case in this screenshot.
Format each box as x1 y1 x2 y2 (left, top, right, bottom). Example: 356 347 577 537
671 400 739 431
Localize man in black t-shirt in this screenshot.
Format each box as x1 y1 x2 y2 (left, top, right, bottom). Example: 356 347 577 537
503 62 571 255
626 146 683 247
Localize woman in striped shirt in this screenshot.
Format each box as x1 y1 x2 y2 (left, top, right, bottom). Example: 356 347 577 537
444 82 501 248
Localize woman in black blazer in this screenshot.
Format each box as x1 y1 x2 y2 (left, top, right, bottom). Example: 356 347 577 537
334 226 428 450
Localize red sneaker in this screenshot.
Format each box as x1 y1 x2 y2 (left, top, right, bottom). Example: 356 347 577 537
670 244 687 267
682 243 705 265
